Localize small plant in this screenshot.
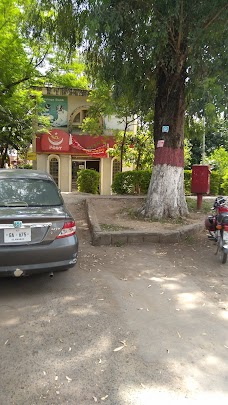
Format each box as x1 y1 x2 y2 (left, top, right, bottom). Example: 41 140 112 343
77 169 100 194
100 223 131 231
18 163 33 169
114 241 124 247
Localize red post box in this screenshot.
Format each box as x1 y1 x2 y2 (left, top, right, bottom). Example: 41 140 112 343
191 165 210 209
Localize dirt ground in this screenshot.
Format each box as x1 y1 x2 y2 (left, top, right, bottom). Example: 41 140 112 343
0 193 227 405
90 197 205 231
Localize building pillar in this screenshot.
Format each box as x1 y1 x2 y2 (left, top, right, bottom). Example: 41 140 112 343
59 154 71 192
37 154 47 172
100 157 112 195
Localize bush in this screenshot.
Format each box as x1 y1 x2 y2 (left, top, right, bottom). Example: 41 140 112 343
220 172 228 195
210 171 221 195
112 170 152 194
184 170 192 195
18 164 33 169
77 169 100 194
112 168 221 196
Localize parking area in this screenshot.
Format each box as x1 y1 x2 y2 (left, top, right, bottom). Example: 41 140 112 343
0 194 228 404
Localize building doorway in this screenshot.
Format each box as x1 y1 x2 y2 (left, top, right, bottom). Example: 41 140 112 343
49 157 59 186
71 159 100 191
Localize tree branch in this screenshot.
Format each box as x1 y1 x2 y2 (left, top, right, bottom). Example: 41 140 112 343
203 3 228 30
177 0 184 52
1 47 50 94
186 2 228 57
168 25 178 53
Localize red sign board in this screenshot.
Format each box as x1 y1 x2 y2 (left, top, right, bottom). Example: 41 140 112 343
41 129 70 152
37 131 115 158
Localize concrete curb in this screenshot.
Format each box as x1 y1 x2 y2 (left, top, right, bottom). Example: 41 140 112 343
85 198 204 246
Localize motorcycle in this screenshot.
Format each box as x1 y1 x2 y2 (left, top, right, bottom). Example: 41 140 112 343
205 196 228 264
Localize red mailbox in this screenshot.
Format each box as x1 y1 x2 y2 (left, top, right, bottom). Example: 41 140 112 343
191 165 210 194
191 165 211 209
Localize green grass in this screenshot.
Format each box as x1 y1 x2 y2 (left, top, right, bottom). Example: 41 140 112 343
100 223 131 231
186 198 213 214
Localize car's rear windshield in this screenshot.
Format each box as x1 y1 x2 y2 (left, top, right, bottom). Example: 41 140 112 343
0 178 63 207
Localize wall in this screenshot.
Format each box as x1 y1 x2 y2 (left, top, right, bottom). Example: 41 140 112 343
60 155 71 192
104 116 137 134
100 158 112 195
36 153 47 173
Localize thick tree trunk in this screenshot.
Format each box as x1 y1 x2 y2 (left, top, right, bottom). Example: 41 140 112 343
143 67 188 219
0 146 8 168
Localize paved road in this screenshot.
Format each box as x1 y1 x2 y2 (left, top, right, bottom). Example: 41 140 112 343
0 193 228 404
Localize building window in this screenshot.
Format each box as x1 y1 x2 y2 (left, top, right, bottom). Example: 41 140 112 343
69 106 103 133
49 156 59 186
112 158 121 181
71 108 88 128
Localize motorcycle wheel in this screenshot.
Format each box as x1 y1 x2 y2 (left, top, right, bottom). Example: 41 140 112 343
220 250 227 264
218 237 228 264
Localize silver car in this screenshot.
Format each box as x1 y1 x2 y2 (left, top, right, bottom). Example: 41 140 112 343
0 169 78 277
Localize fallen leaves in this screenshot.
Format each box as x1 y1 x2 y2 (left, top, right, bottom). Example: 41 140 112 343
101 395 109 401
113 345 125 352
113 340 127 352
93 394 109 402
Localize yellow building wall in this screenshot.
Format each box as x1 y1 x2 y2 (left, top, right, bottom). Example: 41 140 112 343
36 153 47 173
59 154 71 192
100 158 112 195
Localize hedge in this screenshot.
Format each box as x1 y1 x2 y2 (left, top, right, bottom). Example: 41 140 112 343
77 169 100 194
112 169 221 195
184 170 192 195
210 171 220 195
112 170 152 194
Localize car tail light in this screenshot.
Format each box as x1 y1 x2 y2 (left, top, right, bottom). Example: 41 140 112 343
56 221 76 239
224 225 228 231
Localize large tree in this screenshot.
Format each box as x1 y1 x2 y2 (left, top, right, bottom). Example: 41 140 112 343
0 0 65 164
86 0 228 218
36 0 227 218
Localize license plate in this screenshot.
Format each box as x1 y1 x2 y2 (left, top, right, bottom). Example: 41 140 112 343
223 231 228 241
4 228 31 243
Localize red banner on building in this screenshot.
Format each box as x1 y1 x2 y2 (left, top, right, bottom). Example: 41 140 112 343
36 130 115 158
69 136 107 157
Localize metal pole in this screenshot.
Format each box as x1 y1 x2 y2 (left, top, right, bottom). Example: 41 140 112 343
202 116 206 164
